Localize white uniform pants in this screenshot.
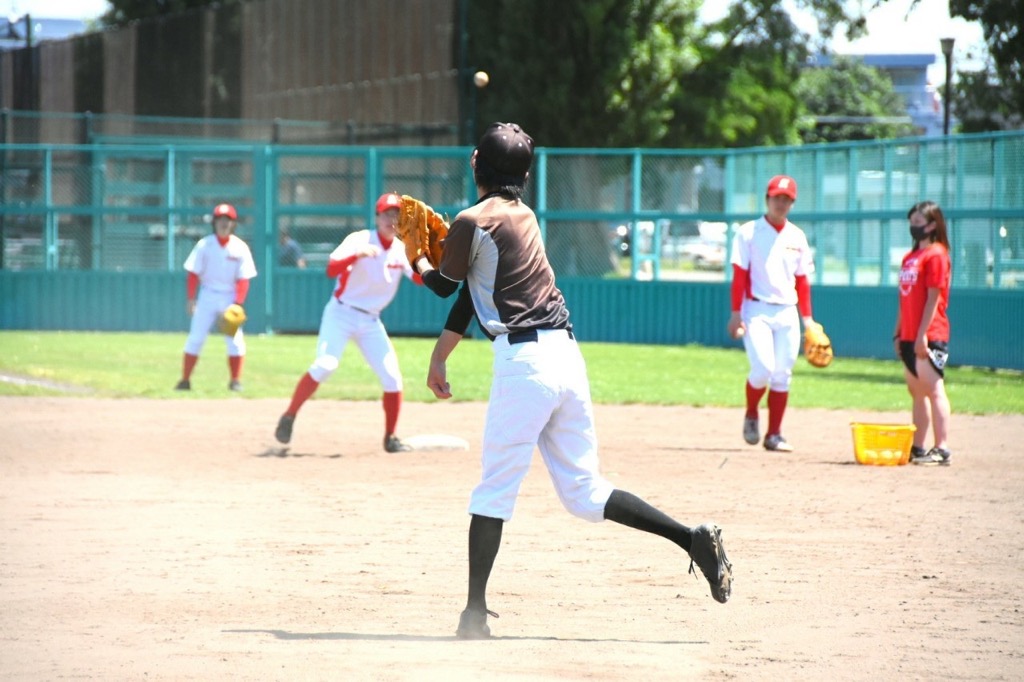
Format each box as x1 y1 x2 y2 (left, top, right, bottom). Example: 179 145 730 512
307 299 402 391
184 289 245 356
470 329 614 523
741 300 799 392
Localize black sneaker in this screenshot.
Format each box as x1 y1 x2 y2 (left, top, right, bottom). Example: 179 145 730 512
912 446 951 466
456 608 498 639
743 416 759 445
275 414 295 444
384 435 412 453
228 380 243 392
174 379 190 391
688 523 733 604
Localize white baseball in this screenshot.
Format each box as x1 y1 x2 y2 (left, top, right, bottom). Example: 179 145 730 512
735 327 745 339
473 71 489 88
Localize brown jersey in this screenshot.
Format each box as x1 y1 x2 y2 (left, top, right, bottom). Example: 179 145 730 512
438 193 570 338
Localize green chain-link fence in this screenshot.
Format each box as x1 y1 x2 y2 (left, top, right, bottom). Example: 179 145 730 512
2 127 1023 289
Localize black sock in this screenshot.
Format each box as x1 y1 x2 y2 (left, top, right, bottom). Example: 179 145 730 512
603 489 692 552
467 514 503 611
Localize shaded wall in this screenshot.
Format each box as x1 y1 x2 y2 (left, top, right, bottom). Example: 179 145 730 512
0 0 459 146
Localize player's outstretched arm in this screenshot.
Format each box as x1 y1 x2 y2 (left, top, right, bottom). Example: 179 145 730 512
427 329 462 399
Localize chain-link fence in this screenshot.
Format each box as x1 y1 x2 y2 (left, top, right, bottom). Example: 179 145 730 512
2 128 1023 289
0 109 458 147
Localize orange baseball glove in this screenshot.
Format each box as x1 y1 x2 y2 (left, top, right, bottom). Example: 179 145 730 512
397 195 448 268
803 322 833 368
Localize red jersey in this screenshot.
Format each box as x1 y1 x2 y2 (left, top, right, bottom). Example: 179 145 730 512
898 243 951 342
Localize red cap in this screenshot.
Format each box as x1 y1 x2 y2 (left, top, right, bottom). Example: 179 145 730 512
766 175 797 201
375 192 401 214
213 203 238 220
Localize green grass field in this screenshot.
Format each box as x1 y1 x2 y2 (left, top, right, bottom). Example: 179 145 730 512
0 331 1021 414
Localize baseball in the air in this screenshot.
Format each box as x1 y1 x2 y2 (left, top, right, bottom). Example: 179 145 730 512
473 71 489 88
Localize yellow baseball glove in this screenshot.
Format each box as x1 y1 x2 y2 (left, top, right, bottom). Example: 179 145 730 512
803 322 833 368
397 195 449 268
219 303 246 336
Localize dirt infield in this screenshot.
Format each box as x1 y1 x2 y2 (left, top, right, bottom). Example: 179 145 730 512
2 396 1022 681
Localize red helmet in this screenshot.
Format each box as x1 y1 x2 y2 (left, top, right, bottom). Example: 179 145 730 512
766 175 797 201
213 203 238 220
375 193 401 214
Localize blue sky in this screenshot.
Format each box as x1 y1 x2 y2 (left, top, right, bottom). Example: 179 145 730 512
5 0 108 21
700 0 986 84
798 0 986 84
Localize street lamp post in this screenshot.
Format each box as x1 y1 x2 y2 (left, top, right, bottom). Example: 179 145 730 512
940 37 955 135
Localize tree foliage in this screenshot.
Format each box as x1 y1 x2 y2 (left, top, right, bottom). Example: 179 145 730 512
794 55 914 143
669 0 870 148
102 0 242 26
468 0 870 149
466 0 701 148
101 0 885 146
953 71 1022 132
947 0 1024 131
669 4 807 148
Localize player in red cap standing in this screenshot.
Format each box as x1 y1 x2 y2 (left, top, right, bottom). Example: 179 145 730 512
274 193 422 453
727 175 820 451
175 203 257 391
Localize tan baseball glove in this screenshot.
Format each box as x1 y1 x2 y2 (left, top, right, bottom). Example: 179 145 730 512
397 195 449 268
803 322 833 368
219 303 246 336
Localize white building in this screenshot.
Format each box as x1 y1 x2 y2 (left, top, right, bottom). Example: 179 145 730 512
811 53 948 137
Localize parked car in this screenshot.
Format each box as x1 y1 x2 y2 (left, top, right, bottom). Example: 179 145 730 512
612 223 631 257
679 222 728 270
612 220 729 270
611 220 662 258
680 240 726 270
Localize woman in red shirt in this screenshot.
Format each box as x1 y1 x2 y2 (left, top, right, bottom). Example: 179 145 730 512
893 200 952 466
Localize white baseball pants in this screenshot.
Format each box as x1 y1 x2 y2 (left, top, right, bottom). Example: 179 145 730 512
741 299 800 391
469 329 614 523
184 289 245 356
307 299 402 391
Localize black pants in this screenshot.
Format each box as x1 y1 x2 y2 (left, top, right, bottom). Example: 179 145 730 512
899 340 949 378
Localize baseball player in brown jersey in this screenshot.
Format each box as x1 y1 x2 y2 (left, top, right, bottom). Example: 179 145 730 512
410 122 732 639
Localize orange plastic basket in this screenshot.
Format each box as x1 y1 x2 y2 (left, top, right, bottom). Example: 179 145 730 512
850 422 916 466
